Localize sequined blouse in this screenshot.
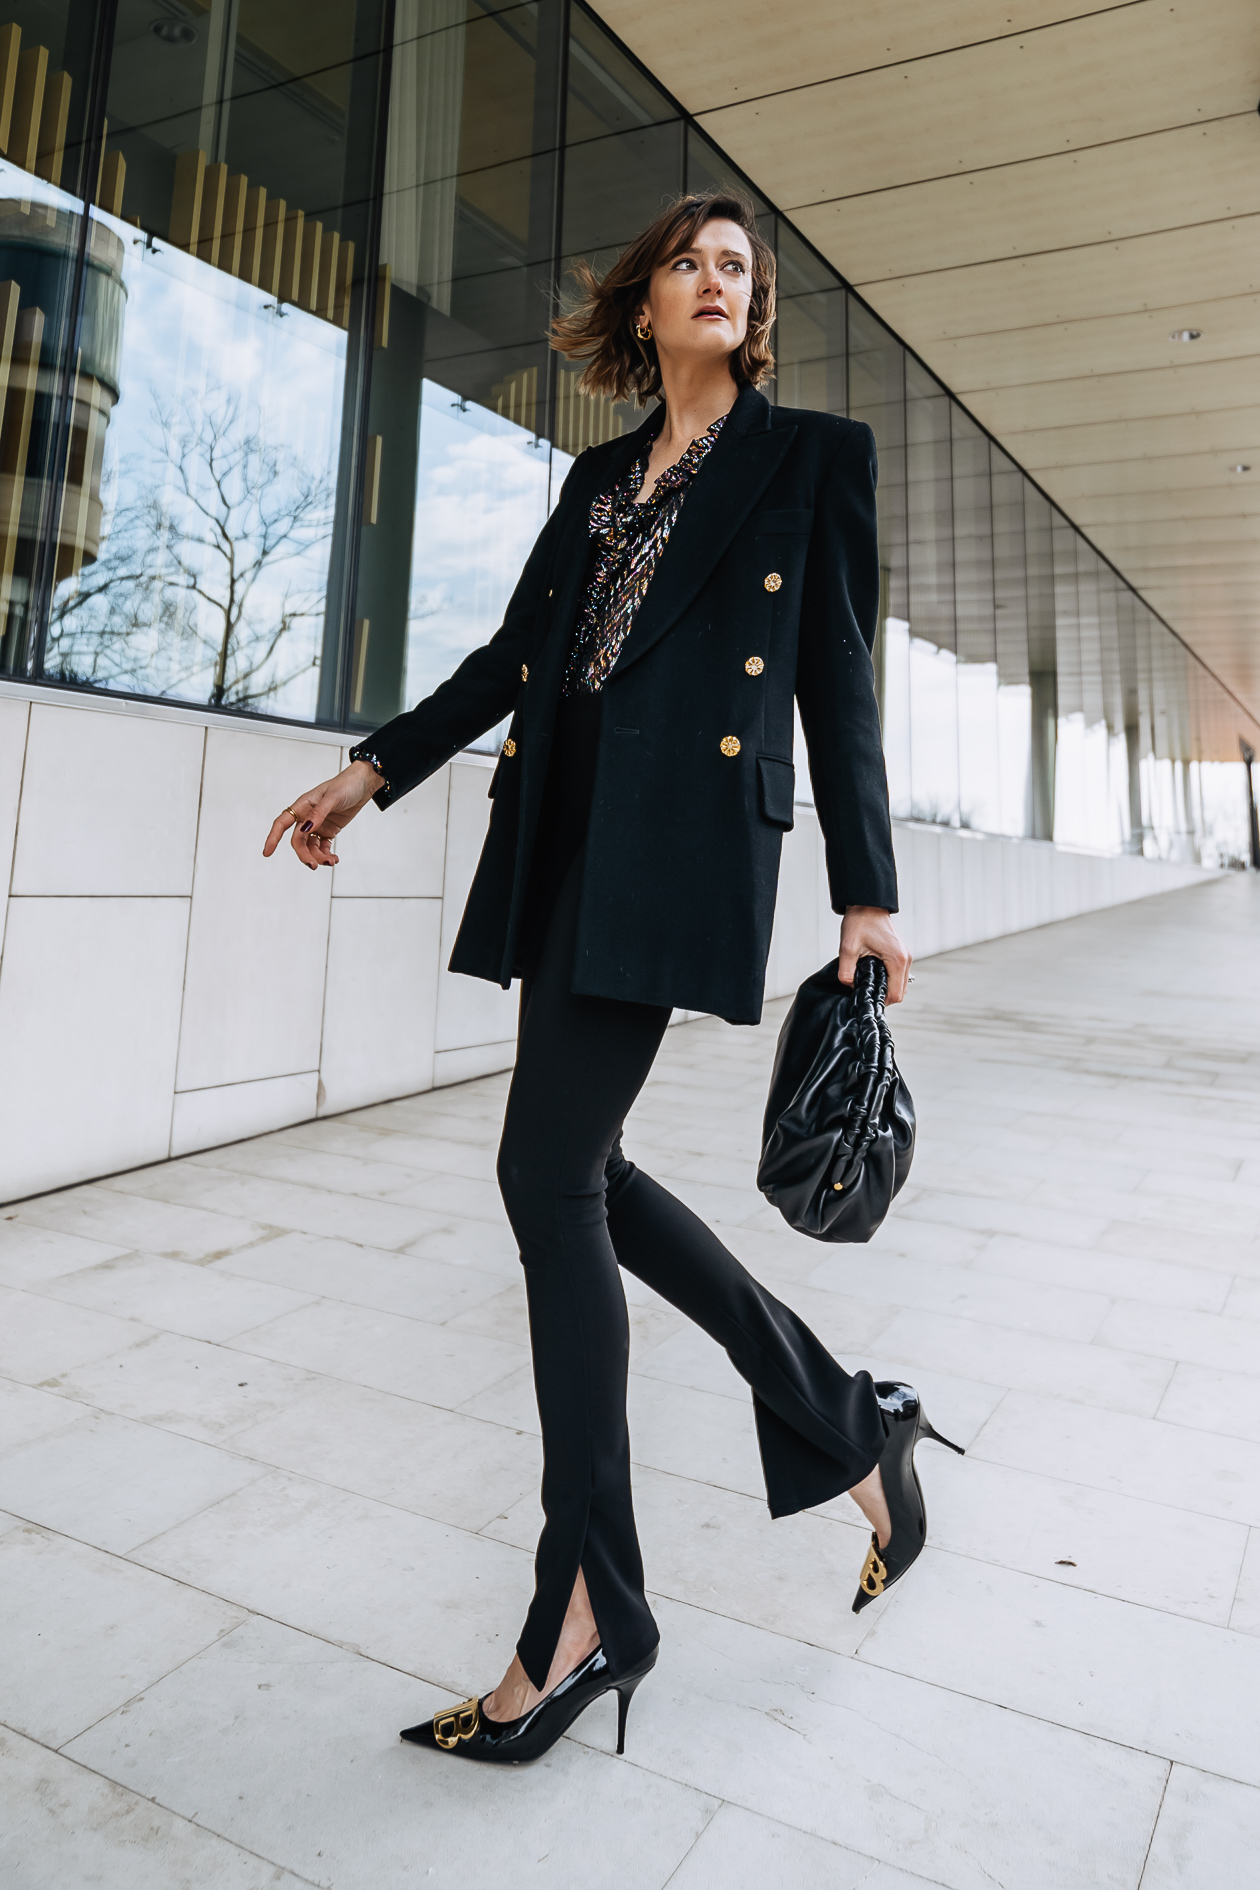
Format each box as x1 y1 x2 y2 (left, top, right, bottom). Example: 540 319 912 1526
561 411 728 697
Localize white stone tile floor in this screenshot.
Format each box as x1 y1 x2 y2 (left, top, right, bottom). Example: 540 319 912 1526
2 872 1259 1887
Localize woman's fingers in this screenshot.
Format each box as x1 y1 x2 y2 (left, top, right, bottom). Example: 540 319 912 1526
288 789 343 869
884 946 911 1005
837 908 911 1003
262 804 300 858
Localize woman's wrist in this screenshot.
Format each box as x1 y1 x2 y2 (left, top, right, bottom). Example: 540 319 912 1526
347 748 388 794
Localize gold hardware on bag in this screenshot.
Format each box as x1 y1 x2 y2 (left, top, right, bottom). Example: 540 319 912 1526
433 1697 481 1749
720 735 741 757
833 1181 844 1191
859 1539 887 1597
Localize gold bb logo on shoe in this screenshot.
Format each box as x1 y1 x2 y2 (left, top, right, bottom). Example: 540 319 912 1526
859 1538 887 1597
433 1698 480 1749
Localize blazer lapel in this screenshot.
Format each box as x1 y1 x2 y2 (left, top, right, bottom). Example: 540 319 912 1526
608 387 797 681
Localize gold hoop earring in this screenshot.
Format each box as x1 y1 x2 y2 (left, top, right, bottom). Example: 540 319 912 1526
634 320 652 342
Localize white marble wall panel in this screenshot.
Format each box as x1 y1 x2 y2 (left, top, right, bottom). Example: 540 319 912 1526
0 686 1220 1202
319 897 442 1114
0 696 27 957
11 707 203 897
0 897 188 1199
765 817 822 997
176 727 339 1093
434 757 517 1060
330 750 448 900
171 1074 321 1159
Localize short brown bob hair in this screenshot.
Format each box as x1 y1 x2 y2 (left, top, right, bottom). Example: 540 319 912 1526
550 192 776 406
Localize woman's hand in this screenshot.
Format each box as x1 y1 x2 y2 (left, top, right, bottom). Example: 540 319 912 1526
262 759 385 870
838 905 912 1004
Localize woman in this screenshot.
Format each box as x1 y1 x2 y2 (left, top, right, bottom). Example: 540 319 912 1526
264 191 957 1764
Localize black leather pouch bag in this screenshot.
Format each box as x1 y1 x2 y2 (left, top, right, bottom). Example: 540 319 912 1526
757 955 915 1242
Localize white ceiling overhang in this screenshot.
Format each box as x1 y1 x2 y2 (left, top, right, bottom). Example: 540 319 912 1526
596 0 1260 713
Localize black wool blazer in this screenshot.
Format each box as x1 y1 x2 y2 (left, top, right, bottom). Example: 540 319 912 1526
363 382 898 1024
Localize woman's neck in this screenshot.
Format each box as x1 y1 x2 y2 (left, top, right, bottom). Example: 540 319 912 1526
653 357 739 452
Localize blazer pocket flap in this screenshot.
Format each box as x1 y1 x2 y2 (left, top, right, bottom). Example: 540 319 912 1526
754 508 813 535
758 754 796 829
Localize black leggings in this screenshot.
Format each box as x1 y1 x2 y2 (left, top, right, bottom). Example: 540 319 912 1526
497 852 885 1689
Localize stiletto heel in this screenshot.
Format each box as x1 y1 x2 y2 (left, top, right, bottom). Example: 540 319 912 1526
401 1642 658 1765
851 1381 961 1615
615 1669 648 1754
919 1415 965 1456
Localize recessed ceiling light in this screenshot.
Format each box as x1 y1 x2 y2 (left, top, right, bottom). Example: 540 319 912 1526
1229 464 1252 473
1170 328 1202 342
151 20 197 44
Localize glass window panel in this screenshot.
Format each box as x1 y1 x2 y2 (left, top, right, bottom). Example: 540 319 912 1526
848 300 908 816
0 1 99 675
684 124 773 244
374 0 566 742
773 221 844 415
45 0 389 717
559 12 683 453
951 405 998 832
1024 480 1056 840
905 356 957 825
990 445 1030 837
569 1 677 133
905 356 954 654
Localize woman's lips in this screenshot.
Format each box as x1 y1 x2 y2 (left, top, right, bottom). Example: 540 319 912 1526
694 308 727 319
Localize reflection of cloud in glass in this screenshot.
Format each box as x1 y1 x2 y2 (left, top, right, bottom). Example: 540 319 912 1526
48 207 345 719
404 382 575 752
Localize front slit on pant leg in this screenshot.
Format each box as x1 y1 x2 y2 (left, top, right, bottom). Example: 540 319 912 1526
497 854 669 1690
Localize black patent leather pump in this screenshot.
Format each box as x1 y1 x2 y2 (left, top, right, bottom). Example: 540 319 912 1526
400 1642 657 1764
852 1381 964 1615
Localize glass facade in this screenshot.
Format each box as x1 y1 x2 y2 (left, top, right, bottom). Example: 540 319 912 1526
2 0 1256 863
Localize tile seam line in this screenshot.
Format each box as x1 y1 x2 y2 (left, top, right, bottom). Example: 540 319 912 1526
113 1498 1260 1799
658 1802 724 1889
4 1488 1249 1705
594 1640 1210 1800
950 353 1260 400
851 1639 1260 1783
0 1718 326 1890
784 109 1253 209
28 1374 1246 1614
851 207 1260 286
1135 1763 1174 1889
685 0 1151 114
879 281 1260 346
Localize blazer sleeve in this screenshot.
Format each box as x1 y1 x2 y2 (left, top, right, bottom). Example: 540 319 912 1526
357 493 565 809
795 420 899 914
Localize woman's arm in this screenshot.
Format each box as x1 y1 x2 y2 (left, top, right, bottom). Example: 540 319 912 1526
359 496 563 808
796 422 910 1000
264 489 566 868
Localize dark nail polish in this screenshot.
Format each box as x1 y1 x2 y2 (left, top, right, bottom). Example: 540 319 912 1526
301 821 313 833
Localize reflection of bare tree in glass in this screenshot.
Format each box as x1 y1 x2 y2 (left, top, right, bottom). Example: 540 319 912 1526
48 388 334 710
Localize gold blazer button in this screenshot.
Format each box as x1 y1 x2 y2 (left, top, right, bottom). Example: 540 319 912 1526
502 737 516 757
720 735 741 757
745 656 764 676
521 664 529 682
764 572 782 593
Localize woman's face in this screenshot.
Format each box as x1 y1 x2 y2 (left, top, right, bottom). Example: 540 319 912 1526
637 218 754 371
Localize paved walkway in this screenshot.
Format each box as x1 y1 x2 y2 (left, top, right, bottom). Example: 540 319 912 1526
3 873 1260 1889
